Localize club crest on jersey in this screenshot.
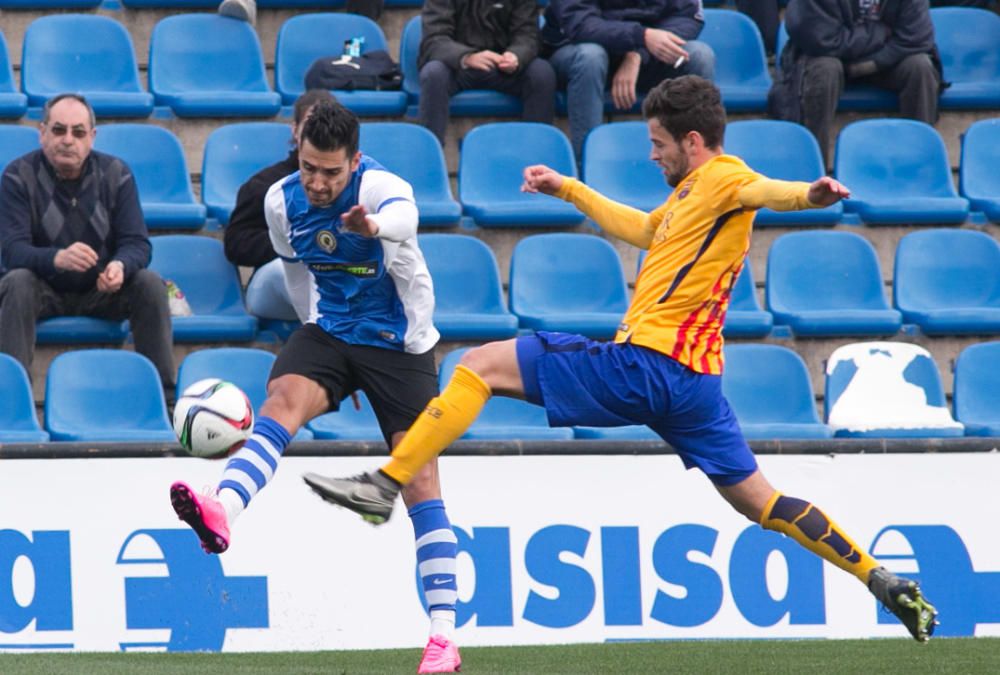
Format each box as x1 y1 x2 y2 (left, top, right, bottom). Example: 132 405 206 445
316 230 337 253
677 179 695 200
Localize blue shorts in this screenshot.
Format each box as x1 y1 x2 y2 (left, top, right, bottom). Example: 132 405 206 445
516 331 757 486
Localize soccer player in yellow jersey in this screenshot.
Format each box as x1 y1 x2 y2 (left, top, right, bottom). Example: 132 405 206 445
305 76 938 641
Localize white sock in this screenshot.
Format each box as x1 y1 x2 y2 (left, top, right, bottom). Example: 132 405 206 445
429 609 455 639
218 487 246 524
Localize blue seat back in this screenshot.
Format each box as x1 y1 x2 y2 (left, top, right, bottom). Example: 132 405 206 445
723 344 821 425
582 122 670 212
45 350 173 439
953 342 1000 432
0 126 40 171
400 16 422 100
834 119 958 200
439 349 552 430
510 233 628 315
729 263 761 312
177 348 276 413
767 231 889 312
931 8 1000 86
201 122 292 224
276 13 390 101
359 122 455 205
306 390 383 440
894 229 1000 310
700 9 771 108
725 120 825 183
150 235 247 316
94 124 197 206
960 118 1000 206
825 342 961 436
150 14 271 94
0 353 46 439
0 29 19 94
419 234 507 315
22 15 144 100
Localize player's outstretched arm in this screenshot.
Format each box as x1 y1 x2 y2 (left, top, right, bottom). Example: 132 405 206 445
807 176 851 207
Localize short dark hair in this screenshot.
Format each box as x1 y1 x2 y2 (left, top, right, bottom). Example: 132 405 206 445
293 89 336 126
300 99 359 156
642 76 726 149
43 93 96 128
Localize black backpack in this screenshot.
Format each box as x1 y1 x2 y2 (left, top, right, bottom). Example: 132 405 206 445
304 50 403 91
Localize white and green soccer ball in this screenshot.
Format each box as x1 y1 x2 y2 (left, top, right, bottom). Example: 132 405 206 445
173 378 254 458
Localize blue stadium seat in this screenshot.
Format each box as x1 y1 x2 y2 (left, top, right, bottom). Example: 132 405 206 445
275 14 407 116
149 235 257 342
776 22 897 111
94 124 206 230
401 16 522 117
306 390 384 441
459 123 584 227
0 125 43 170
0 353 48 442
36 317 127 345
0 0 99 9
0 30 26 118
725 120 842 226
201 122 292 225
834 119 969 225
509 233 628 338
45 350 175 441
439 349 573 440
359 122 461 227
960 118 1000 223
418 234 519 340
767 231 902 337
572 424 660 440
177 348 313 441
893 229 1000 335
700 9 771 112
582 122 671 212
122 0 341 6
149 14 282 118
21 15 154 117
931 7 1000 109
724 344 832 440
825 342 963 438
953 342 1000 437
724 264 773 338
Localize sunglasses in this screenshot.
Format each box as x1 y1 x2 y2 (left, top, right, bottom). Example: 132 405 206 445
46 124 90 139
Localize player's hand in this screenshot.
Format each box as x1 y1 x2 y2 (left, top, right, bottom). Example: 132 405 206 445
461 50 503 71
340 205 379 238
96 260 124 293
807 176 851 207
644 28 688 64
612 53 641 110
498 51 519 74
521 164 565 195
54 242 99 273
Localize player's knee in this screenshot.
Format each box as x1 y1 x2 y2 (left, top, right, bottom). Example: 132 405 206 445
262 374 326 426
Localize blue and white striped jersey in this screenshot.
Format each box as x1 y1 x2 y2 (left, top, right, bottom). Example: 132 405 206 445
264 155 438 354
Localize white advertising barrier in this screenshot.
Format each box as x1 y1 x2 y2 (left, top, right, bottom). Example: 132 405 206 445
1 452 998 652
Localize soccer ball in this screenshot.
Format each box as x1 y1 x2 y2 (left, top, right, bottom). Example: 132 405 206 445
173 378 254 458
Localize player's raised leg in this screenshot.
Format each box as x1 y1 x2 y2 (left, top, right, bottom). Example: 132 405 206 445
171 372 326 553
718 470 939 641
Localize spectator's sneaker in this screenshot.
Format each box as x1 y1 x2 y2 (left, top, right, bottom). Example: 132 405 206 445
868 566 938 642
170 481 230 554
218 0 257 26
302 470 399 525
417 634 461 673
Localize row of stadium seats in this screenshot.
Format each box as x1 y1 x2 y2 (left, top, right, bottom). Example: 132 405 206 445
27 228 1000 348
3 116 997 231
0 8 997 120
5 339 998 443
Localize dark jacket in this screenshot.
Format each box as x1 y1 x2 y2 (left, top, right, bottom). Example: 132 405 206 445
224 150 299 269
0 149 149 293
769 0 940 121
419 0 541 72
541 0 704 58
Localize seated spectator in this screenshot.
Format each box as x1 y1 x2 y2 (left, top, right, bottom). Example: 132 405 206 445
0 93 175 389
418 0 556 145
217 0 383 26
224 89 335 321
769 0 943 166
542 0 715 162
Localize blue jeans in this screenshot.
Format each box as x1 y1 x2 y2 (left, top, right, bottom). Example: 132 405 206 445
245 259 297 321
548 41 715 161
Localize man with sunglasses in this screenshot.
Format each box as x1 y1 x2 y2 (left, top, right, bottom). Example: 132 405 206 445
0 93 174 392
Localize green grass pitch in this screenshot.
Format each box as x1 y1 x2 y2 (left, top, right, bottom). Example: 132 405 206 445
2 638 999 674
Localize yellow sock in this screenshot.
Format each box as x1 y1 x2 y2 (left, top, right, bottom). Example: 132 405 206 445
382 365 491 485
761 492 880 585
